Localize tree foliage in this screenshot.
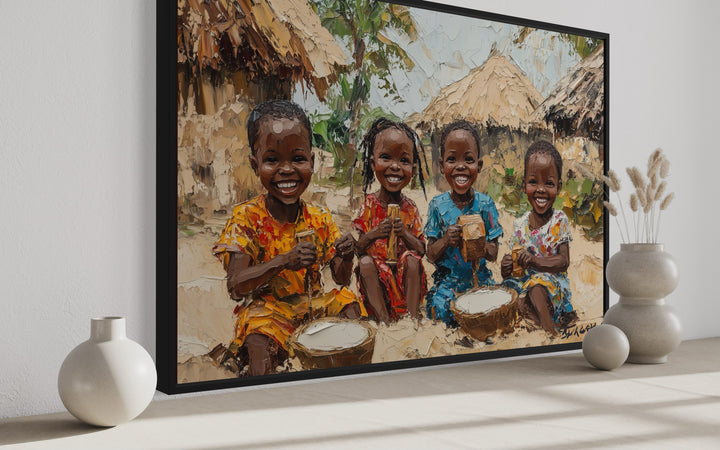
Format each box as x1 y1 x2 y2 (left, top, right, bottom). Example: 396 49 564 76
514 27 602 59
310 0 419 184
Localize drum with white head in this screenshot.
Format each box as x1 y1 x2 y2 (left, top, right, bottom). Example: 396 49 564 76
451 286 518 341
289 318 376 369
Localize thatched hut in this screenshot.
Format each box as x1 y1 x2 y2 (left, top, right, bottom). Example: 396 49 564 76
410 53 544 132
176 0 348 223
177 0 347 114
530 45 605 142
408 53 547 185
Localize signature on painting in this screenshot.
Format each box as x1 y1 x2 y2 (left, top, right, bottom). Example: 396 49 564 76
560 322 597 340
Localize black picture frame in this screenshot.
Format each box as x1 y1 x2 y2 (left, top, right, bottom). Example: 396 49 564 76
157 0 609 394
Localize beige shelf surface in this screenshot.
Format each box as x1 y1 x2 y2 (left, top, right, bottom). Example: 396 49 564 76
2 338 719 449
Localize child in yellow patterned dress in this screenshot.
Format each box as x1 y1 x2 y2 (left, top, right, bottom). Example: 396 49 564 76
213 100 365 376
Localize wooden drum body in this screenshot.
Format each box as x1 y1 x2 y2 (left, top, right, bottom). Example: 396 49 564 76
289 318 376 370
451 286 518 341
457 214 486 262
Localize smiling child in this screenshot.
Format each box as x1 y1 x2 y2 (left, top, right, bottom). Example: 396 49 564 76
501 140 577 336
424 120 503 326
352 118 428 324
212 100 365 376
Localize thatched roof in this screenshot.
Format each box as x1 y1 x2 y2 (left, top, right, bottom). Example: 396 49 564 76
177 0 347 100
530 45 605 140
409 53 544 131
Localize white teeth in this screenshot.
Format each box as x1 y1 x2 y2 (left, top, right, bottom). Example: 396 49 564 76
386 176 402 183
535 198 548 206
455 176 469 184
276 182 298 189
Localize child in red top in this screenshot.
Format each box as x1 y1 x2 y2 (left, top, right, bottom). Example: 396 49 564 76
353 118 428 324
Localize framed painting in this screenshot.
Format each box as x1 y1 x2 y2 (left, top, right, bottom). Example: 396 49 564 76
157 0 609 393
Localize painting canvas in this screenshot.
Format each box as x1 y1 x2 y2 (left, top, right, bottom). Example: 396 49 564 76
157 0 608 393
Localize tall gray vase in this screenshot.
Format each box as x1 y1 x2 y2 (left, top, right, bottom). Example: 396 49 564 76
603 243 682 363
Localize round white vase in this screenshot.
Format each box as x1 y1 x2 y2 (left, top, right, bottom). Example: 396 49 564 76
58 317 157 427
603 244 682 364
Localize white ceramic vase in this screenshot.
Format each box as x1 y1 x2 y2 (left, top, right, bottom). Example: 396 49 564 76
58 317 157 427
603 244 682 364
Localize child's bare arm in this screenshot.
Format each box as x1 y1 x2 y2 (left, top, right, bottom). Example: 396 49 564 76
426 225 461 263
354 218 392 255
226 243 317 298
518 242 569 274
330 233 355 285
395 218 426 257
500 254 513 278
484 238 499 262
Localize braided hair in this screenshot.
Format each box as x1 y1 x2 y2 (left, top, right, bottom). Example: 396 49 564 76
357 117 428 198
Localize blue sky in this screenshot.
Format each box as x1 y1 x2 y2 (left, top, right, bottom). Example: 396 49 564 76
295 3 584 119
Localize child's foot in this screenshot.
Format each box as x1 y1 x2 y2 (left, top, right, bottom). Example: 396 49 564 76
455 335 474 348
557 310 579 328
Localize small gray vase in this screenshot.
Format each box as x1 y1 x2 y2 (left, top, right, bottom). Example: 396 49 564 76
603 243 682 363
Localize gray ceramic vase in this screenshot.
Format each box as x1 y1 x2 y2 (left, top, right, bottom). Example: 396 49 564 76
603 243 682 363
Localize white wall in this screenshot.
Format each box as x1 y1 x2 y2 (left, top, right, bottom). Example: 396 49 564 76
1 0 718 419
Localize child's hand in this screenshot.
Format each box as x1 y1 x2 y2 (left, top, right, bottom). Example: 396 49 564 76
501 254 513 278
284 242 317 271
371 218 393 240
443 225 462 248
334 233 356 260
392 217 406 237
517 250 535 269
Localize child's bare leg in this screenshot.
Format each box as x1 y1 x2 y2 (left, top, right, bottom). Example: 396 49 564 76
518 295 541 328
358 255 391 324
527 285 557 336
403 255 422 320
340 303 362 320
244 333 275 376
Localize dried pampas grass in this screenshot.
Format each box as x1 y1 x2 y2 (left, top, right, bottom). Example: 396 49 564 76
573 162 595 180
660 192 675 210
603 201 617 216
608 170 621 190
660 159 670 178
601 149 674 243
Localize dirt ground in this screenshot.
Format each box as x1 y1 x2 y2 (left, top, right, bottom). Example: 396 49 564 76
176 183 604 383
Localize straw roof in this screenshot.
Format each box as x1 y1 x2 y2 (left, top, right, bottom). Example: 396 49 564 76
530 45 605 140
409 53 544 131
177 0 348 99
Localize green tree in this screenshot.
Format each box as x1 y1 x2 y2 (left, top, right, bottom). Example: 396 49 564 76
311 0 418 184
514 27 602 59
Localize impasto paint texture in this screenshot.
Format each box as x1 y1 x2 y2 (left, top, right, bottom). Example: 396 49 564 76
171 0 606 386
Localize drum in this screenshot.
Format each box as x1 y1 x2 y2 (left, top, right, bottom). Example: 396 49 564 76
457 214 486 262
450 286 518 341
289 317 376 370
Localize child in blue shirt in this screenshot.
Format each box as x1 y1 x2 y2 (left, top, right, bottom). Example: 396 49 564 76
425 121 503 326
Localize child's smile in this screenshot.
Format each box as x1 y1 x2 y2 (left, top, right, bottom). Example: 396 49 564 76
524 152 560 224
371 128 414 194
250 117 313 206
441 129 481 197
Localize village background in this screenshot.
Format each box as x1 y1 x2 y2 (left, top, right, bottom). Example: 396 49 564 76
175 0 605 382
